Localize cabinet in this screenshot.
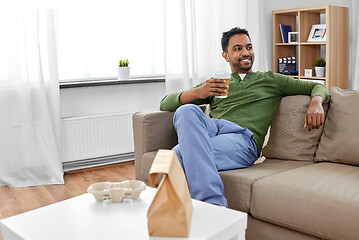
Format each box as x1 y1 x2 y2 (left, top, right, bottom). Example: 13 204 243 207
272 6 348 91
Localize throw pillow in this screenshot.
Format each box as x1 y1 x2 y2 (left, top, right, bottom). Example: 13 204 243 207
263 95 328 161
315 88 359 166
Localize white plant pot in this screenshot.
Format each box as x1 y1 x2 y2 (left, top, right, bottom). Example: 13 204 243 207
117 67 130 80
315 66 325 77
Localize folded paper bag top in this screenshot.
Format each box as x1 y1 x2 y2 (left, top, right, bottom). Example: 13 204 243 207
147 149 193 237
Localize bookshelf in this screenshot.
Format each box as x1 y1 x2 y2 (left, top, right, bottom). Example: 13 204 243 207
272 6 349 91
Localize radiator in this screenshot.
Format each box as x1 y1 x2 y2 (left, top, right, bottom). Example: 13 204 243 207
61 112 135 165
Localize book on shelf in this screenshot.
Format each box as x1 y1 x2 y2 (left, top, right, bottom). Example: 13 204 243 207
279 24 292 43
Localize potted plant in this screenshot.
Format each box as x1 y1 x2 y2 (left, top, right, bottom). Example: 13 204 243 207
314 57 326 77
118 59 130 80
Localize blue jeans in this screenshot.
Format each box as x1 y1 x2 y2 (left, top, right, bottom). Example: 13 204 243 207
172 104 258 207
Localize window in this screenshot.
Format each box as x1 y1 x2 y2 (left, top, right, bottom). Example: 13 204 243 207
57 0 164 81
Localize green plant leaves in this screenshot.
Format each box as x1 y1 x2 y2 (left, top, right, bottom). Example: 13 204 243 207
119 59 129 67
314 58 326 67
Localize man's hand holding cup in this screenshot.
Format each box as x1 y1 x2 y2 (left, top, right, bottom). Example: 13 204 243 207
197 73 230 99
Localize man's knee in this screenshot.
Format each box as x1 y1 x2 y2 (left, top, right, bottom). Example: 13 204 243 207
175 104 201 115
174 104 202 124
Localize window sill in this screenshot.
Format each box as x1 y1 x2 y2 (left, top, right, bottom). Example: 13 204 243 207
60 76 165 89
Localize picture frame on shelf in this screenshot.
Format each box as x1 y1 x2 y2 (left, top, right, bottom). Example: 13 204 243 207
307 24 326 42
304 69 313 77
288 32 299 43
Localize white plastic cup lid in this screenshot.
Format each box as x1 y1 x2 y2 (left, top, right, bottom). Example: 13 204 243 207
213 73 230 79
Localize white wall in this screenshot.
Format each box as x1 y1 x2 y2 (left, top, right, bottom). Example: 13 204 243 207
259 0 356 89
60 82 166 118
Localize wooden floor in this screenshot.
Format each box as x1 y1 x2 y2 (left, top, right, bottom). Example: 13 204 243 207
0 161 135 240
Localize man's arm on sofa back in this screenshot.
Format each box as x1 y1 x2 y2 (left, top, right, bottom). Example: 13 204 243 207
132 111 177 180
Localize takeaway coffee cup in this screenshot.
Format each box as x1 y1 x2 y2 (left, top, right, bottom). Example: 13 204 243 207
213 73 230 98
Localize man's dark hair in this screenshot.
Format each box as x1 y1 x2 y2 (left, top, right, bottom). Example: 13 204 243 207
221 27 251 52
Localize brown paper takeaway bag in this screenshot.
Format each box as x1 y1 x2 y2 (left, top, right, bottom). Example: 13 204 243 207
147 149 193 237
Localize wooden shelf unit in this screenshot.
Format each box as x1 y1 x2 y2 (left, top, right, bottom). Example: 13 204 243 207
272 5 349 91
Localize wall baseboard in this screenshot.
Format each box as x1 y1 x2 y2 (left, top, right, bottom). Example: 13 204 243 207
62 152 134 172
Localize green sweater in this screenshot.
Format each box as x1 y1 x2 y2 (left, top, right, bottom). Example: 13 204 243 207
160 71 329 154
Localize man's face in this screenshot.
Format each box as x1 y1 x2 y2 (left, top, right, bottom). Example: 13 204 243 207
222 34 255 74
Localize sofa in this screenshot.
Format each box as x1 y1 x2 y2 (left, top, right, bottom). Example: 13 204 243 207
132 88 359 240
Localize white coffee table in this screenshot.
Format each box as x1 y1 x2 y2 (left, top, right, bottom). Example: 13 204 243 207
0 187 247 240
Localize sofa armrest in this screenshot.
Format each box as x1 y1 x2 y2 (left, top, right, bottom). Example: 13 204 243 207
132 110 177 180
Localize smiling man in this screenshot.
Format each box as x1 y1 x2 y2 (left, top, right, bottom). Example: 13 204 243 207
159 27 329 207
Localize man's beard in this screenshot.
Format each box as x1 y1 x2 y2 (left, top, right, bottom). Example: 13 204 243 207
236 56 253 72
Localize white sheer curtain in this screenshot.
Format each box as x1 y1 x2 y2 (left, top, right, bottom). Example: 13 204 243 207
0 9 64 187
164 0 268 93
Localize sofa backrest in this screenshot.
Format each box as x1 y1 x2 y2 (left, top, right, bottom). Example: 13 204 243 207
263 95 329 162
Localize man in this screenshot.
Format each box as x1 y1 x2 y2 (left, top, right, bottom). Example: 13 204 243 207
160 27 329 207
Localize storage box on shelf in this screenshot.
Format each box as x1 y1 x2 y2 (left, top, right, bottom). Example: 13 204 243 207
272 5 348 91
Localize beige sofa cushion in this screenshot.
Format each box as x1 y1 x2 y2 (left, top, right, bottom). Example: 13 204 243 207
263 95 328 161
141 153 312 213
219 159 312 213
251 163 359 240
315 88 359 166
